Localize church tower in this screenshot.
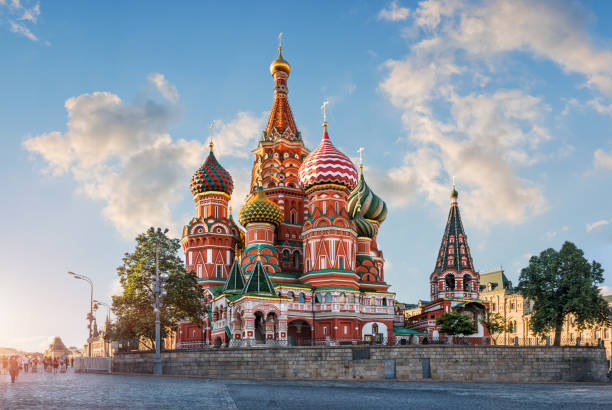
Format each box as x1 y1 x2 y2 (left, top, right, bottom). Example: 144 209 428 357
430 185 479 300
248 45 310 278
182 141 242 288
298 121 360 289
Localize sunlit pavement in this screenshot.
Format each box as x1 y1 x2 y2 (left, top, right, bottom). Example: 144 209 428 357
1 368 612 409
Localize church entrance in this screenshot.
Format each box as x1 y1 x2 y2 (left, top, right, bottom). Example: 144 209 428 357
288 320 312 346
254 311 266 343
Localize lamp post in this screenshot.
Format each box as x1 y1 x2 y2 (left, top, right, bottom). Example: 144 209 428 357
150 227 169 375
68 271 94 357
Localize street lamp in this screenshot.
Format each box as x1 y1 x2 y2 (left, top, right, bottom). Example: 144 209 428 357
68 271 94 357
149 226 169 375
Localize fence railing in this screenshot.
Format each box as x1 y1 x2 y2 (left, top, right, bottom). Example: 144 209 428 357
74 357 111 373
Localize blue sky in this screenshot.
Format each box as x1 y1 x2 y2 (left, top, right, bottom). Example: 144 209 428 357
2 0 612 352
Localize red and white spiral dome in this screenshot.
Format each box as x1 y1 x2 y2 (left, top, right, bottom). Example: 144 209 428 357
298 127 358 191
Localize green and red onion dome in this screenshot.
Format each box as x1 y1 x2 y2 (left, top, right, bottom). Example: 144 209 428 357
298 127 358 191
238 185 283 227
354 212 377 239
347 170 387 224
190 150 234 196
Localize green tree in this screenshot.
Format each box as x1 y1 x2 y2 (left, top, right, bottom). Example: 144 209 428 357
107 229 206 349
517 241 610 346
436 312 477 344
480 312 508 345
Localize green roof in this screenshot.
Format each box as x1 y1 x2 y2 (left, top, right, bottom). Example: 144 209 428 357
393 327 428 335
223 259 246 293
208 286 224 296
242 259 277 296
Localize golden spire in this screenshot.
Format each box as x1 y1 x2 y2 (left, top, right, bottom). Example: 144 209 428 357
321 100 329 132
256 245 262 262
270 33 291 76
357 147 365 172
208 121 215 152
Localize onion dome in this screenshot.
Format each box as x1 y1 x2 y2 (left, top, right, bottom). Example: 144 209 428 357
451 185 459 199
238 185 283 227
347 167 387 223
190 147 233 196
354 211 377 239
298 125 358 191
270 47 291 76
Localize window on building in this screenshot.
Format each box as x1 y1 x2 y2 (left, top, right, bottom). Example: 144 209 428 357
382 298 387 306
464 275 472 291
338 256 344 270
290 210 296 224
316 294 322 304
370 298 376 306
448 256 454 266
197 264 202 277
322 201 326 215
293 251 300 269
492 303 497 311
206 249 212 263
189 252 193 265
287 291 294 301
325 293 332 303
347 293 354 304
298 293 305 303
323 327 327 335
320 256 326 270
215 206 218 219
344 326 348 335
216 265 222 278
372 323 379 334
449 236 455 243
339 293 345 303
511 303 516 310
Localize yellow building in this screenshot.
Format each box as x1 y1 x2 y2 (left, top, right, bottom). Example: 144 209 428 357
479 268 612 358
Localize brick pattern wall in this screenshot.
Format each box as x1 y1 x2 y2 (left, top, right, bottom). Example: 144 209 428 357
112 346 608 383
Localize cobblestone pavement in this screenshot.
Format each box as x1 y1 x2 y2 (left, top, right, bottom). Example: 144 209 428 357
1 369 612 409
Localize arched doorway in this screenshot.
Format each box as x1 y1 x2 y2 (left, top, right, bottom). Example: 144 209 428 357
287 320 312 346
254 311 266 343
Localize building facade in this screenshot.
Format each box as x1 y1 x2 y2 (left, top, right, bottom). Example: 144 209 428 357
176 46 397 348
479 268 612 358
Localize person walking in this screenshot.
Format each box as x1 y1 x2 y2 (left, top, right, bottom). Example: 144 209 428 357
23 356 30 373
52 357 59 374
9 356 19 383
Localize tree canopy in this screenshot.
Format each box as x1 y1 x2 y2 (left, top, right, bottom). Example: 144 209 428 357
480 312 508 345
517 241 610 346
436 311 476 343
107 229 206 349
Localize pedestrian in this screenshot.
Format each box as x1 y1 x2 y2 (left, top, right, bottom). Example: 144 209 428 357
23 356 30 373
70 357 74 367
52 357 59 374
9 356 19 383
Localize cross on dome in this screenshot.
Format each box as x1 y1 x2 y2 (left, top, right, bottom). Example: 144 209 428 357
208 121 215 151
321 100 329 127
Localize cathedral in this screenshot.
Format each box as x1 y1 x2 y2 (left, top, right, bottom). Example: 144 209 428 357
176 45 396 348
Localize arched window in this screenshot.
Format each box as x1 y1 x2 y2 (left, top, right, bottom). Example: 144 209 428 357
290 209 297 224
322 201 326 215
282 249 290 262
445 274 455 291
216 265 222 278
464 275 471 291
293 251 300 269
325 293 332 303
287 291 295 301
347 293 354 304
370 298 376 306
372 323 379 334
315 294 322 304
382 298 387 306
339 293 346 303
447 256 454 266
298 293 305 303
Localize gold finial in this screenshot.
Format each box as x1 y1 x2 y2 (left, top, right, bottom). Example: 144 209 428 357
234 242 239 259
321 100 329 131
278 32 283 49
229 204 233 216
256 246 262 262
270 33 291 76
256 156 263 187
208 121 215 151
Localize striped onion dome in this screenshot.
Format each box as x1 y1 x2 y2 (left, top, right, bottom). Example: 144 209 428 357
190 149 233 196
347 169 387 223
298 126 358 191
238 185 283 227
354 211 377 239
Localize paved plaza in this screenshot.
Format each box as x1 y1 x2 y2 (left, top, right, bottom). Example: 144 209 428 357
1 369 612 409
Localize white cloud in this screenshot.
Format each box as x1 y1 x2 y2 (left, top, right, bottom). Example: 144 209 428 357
24 76 265 239
373 0 612 228
147 73 179 104
378 1 410 22
586 219 610 233
9 20 37 41
594 149 612 170
588 98 612 115
2 0 42 41
600 285 612 296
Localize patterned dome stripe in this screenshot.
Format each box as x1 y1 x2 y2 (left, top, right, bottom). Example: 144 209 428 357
190 151 234 196
298 130 358 191
347 172 387 223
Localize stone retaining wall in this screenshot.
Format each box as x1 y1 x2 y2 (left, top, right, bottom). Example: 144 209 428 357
112 346 608 383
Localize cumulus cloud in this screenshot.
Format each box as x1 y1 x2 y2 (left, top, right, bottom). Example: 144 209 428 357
372 0 612 227
378 1 410 22
586 219 610 233
24 76 265 238
147 73 179 104
9 20 37 41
